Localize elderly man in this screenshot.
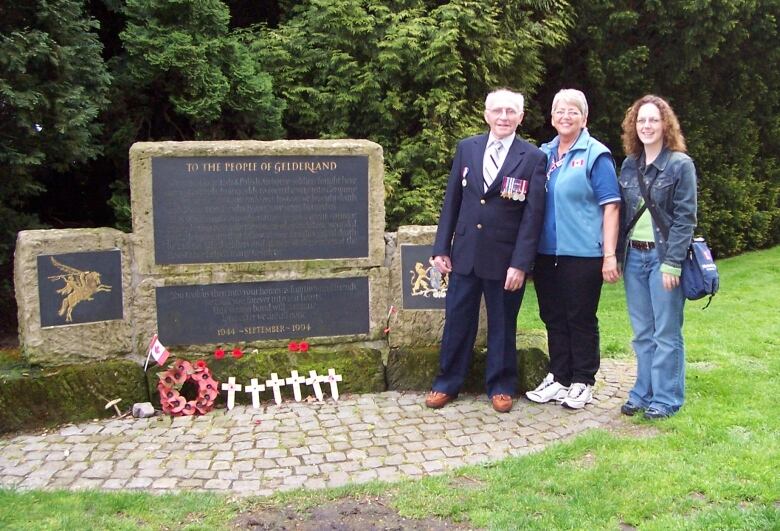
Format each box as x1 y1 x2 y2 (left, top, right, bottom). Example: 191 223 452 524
425 88 547 412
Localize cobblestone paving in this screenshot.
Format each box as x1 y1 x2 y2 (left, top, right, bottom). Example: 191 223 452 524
0 360 633 496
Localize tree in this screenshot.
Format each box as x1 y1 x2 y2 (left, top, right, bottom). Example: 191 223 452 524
0 0 110 331
113 0 283 142
95 0 286 230
258 0 572 228
530 0 780 256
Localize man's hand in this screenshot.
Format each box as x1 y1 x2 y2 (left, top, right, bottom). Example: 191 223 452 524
432 255 452 274
504 267 526 291
662 272 680 291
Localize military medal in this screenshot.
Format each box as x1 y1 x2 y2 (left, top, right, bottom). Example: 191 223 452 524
461 167 469 187
500 176 529 201
516 179 528 201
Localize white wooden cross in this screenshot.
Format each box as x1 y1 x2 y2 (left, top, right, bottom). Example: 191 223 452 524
306 369 324 402
221 377 242 410
265 372 286 405
285 370 306 402
323 368 343 401
244 378 266 409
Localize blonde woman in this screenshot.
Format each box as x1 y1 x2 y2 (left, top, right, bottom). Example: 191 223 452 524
526 89 620 410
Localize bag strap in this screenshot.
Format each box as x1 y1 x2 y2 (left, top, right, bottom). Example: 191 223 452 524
637 166 670 239
623 204 648 241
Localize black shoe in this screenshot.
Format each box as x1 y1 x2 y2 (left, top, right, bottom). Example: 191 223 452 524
643 407 671 420
620 402 644 416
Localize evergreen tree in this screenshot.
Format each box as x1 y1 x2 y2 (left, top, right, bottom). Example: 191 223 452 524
530 0 780 255
0 0 110 330
98 0 286 230
259 0 572 228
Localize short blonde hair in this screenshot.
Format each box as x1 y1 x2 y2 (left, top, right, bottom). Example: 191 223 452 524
551 89 588 119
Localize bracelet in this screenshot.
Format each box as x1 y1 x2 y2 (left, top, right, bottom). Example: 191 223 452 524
604 253 616 258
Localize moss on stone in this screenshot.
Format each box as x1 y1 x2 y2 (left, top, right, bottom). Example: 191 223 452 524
387 331 549 394
0 360 149 434
147 347 385 406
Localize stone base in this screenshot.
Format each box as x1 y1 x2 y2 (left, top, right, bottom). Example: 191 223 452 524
0 360 149 434
146 346 386 406
386 330 549 394
14 228 133 366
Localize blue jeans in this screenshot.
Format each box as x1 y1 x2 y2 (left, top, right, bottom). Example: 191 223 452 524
623 247 686 414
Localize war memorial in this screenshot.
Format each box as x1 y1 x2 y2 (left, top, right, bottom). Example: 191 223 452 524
5 140 549 432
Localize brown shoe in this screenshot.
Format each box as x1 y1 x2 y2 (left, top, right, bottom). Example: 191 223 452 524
491 393 513 413
425 391 454 409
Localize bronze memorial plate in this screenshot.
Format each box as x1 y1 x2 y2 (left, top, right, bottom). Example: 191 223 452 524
36 250 123 327
155 277 369 345
401 244 448 310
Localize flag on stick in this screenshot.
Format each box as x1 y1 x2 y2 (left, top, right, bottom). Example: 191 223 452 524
144 334 170 371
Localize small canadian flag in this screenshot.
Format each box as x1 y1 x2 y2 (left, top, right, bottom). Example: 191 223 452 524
144 334 170 371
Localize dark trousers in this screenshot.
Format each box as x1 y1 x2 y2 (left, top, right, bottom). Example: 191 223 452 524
533 254 603 386
432 271 525 397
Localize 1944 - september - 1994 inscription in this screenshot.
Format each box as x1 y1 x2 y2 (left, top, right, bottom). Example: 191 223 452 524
156 277 370 345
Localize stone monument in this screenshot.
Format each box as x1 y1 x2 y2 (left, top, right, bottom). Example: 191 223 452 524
8 139 547 431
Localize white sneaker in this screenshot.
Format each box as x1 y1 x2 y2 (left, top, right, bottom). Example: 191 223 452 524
561 383 593 409
525 373 569 403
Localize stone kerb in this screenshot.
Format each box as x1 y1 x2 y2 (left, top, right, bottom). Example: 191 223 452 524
14 228 133 366
129 140 385 277
387 225 487 349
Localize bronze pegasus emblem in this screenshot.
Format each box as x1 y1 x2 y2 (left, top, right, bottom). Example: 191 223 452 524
47 256 112 322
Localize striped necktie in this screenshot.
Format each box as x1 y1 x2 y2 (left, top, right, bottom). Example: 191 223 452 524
484 140 503 191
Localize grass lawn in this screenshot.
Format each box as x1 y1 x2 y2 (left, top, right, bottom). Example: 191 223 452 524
1 247 778 530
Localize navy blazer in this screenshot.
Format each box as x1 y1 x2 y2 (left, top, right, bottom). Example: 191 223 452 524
432 133 547 280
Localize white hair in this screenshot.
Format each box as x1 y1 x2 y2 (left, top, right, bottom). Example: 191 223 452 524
551 88 589 119
485 89 525 113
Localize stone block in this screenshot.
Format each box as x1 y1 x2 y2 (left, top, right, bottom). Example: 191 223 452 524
129 140 385 276
131 267 389 356
14 228 133 366
0 360 149 434
386 329 549 393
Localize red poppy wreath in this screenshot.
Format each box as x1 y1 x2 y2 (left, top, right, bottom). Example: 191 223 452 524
158 359 219 416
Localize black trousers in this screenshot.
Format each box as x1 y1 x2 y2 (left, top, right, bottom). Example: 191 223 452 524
533 254 603 386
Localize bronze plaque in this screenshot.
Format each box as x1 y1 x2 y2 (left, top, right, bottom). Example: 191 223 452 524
401 245 448 310
37 250 123 327
156 277 370 345
152 156 369 264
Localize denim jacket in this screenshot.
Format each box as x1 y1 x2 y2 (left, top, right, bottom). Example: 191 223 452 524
618 147 697 272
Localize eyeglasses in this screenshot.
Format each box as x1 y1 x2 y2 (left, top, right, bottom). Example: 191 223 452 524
636 117 661 125
553 109 582 118
487 107 519 117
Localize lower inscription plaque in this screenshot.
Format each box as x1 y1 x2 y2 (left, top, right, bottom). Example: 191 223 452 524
156 277 370 345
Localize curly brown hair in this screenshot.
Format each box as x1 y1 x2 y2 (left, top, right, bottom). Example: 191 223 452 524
621 95 687 157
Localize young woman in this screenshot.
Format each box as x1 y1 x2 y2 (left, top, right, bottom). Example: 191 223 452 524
618 95 697 419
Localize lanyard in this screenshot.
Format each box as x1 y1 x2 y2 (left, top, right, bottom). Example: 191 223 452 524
546 152 566 191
